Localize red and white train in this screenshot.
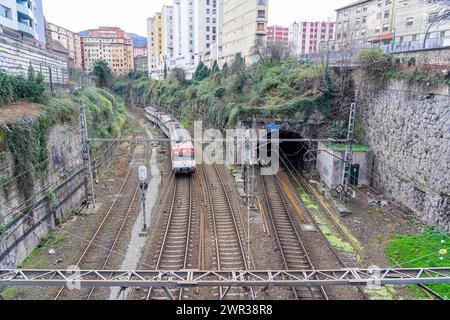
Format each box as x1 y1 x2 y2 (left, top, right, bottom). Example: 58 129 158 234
145 107 196 175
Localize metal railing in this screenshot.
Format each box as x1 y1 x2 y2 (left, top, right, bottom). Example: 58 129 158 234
298 30 450 64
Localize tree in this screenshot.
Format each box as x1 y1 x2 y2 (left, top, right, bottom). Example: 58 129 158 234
193 61 210 81
26 64 47 103
230 53 245 74
221 62 229 77
169 67 186 84
424 0 450 48
92 60 113 88
211 60 220 74
252 44 294 67
163 60 168 80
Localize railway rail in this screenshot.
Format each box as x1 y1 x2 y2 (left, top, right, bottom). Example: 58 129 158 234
53 114 148 300
146 176 194 300
199 164 254 300
261 174 328 300
275 150 387 300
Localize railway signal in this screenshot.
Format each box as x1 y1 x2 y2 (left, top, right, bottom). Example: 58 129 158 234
139 165 148 232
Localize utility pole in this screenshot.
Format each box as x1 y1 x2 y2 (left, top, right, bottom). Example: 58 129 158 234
340 102 357 203
80 103 96 208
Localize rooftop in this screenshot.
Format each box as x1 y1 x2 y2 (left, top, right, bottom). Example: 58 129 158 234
335 0 372 12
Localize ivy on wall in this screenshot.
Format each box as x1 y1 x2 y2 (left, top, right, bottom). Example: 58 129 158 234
0 88 126 201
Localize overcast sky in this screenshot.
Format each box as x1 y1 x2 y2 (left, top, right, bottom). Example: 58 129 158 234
43 0 351 35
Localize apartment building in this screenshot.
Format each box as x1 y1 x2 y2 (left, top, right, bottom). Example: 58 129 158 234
134 54 148 73
161 5 174 68
173 0 196 77
289 21 335 56
153 13 163 70
81 27 134 76
335 0 396 48
45 22 82 69
147 12 166 79
219 0 269 65
394 0 450 48
133 45 148 58
194 0 220 67
133 45 148 73
0 0 45 44
147 17 157 74
334 0 450 50
266 25 289 47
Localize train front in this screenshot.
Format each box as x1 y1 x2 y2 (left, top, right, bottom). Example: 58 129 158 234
172 147 196 175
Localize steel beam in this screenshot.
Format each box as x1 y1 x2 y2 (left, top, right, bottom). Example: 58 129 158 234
0 268 450 288
89 138 351 144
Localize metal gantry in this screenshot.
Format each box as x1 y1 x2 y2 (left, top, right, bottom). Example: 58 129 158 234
1 268 450 289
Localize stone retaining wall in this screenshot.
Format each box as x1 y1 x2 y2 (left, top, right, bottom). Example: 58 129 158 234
358 79 450 231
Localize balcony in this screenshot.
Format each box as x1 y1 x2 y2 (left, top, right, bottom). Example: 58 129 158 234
16 0 33 18
18 21 34 36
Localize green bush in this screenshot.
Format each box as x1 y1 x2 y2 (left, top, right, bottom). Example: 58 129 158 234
2 87 126 199
357 48 394 80
112 55 339 129
0 66 48 107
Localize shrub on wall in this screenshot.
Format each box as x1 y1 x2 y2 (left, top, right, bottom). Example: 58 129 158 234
0 66 48 107
1 88 126 200
357 48 393 81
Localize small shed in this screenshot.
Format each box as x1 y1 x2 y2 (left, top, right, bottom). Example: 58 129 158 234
316 142 374 190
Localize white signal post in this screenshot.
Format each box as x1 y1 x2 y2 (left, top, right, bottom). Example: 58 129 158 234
139 165 149 231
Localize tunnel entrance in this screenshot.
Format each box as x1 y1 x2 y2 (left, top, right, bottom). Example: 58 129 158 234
266 130 312 172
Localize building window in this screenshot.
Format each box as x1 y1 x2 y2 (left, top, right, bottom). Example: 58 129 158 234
406 17 414 27
0 5 11 19
429 12 439 23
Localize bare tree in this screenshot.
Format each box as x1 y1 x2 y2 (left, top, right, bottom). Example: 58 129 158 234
169 67 186 84
252 43 295 66
423 0 450 48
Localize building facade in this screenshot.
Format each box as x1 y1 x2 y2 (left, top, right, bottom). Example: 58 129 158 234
161 5 174 70
266 25 289 47
334 0 450 51
81 27 134 76
0 0 45 45
146 0 270 77
45 22 82 70
133 45 148 73
219 0 269 65
289 21 335 56
134 54 148 73
133 45 148 58
394 0 450 50
194 0 220 67
173 0 196 77
147 17 157 75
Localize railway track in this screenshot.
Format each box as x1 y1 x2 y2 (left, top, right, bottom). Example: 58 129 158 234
146 175 194 300
200 164 253 300
54 115 148 300
260 174 328 300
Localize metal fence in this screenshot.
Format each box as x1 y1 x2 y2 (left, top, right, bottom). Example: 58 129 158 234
298 30 450 64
